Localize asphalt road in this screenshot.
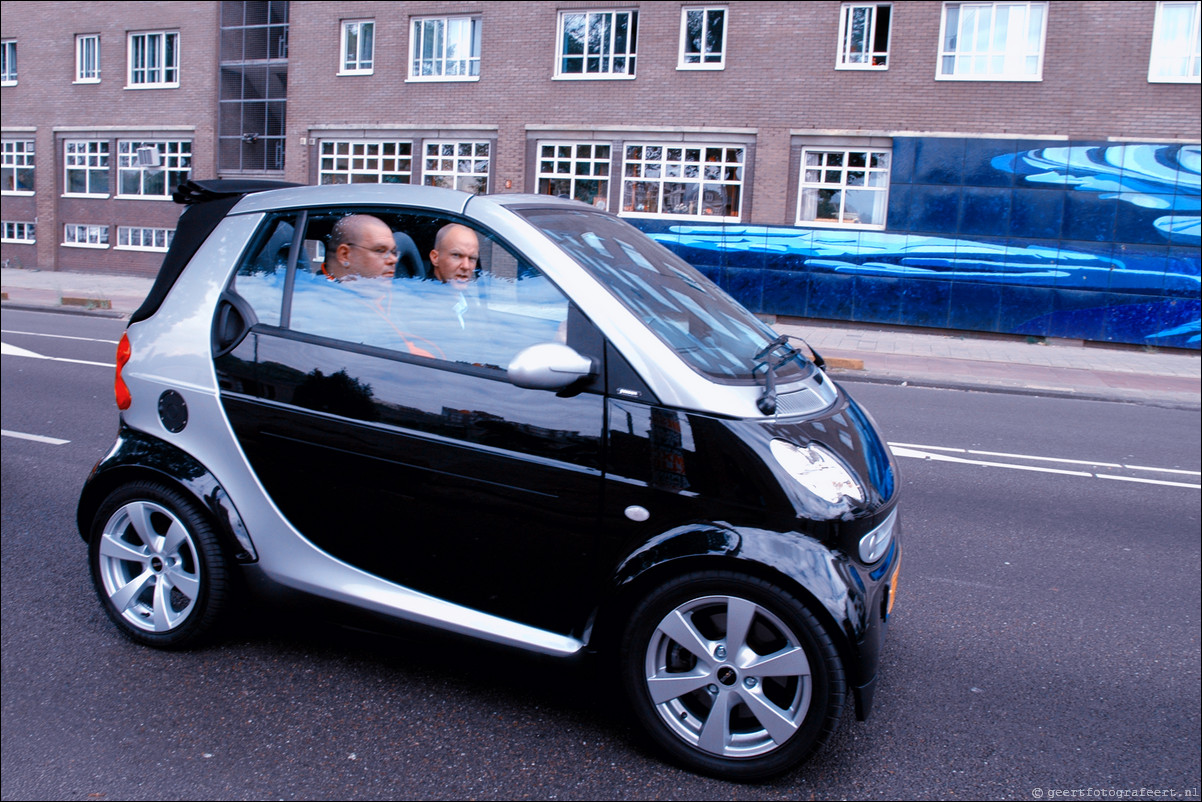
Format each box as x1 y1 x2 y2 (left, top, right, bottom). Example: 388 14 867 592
3 308 1200 801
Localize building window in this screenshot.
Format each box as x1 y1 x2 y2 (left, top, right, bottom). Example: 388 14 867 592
117 140 191 197
536 142 611 209
938 2 1046 80
117 226 174 251
128 31 179 87
423 141 490 194
318 140 413 184
76 34 100 82
64 141 110 196
410 16 481 80
678 7 726 69
1 140 35 194
1 40 16 85
621 144 744 220
557 10 638 78
1149 1 1201 82
64 223 110 248
797 147 890 228
1 221 36 243
340 20 374 74
838 4 891 68
219 1 289 173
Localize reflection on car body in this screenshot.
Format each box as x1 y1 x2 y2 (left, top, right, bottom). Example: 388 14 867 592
78 180 902 781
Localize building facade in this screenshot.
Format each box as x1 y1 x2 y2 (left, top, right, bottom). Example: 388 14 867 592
2 1 1199 348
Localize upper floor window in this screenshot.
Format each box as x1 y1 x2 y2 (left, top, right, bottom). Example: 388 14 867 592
423 141 490 194
557 10 638 78
938 2 1046 81
838 4 891 69
128 31 179 87
678 7 726 69
1 140 35 194
319 140 413 184
340 20 374 75
76 34 100 82
1 40 16 85
621 144 744 221
65 140 110 196
1149 1 1201 82
536 142 611 210
797 147 890 228
117 140 191 197
410 16 481 80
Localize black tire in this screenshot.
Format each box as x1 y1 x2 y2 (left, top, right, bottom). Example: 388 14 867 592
620 570 845 781
88 480 229 649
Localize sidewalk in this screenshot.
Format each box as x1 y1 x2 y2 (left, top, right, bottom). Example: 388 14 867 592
4 266 1199 409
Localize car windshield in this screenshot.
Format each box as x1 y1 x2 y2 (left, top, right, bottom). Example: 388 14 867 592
517 207 810 383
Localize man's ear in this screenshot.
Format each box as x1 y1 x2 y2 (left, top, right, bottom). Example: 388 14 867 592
336 243 353 264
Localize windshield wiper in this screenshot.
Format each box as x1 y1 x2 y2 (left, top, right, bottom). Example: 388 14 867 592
753 334 825 415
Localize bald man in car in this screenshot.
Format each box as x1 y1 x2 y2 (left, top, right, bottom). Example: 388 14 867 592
321 214 399 281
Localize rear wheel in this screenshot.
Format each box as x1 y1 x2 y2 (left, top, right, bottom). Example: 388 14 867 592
620 571 845 781
89 481 229 649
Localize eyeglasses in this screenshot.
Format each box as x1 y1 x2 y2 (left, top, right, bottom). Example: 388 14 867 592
348 243 399 258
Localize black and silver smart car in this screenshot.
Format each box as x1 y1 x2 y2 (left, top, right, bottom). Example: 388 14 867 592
78 180 902 781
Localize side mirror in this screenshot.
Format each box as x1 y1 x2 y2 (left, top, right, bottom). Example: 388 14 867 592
508 343 595 391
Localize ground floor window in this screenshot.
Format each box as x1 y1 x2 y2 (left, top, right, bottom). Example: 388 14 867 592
621 143 743 220
63 223 109 247
423 140 490 194
536 142 611 209
319 140 413 184
1 220 35 242
116 226 174 251
796 147 890 227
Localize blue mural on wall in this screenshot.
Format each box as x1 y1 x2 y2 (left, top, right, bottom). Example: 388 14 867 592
634 138 1200 350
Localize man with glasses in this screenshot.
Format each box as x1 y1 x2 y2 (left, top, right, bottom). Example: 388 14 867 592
321 214 399 281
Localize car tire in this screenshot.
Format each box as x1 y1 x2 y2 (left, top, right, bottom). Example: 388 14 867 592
620 570 845 781
89 481 229 649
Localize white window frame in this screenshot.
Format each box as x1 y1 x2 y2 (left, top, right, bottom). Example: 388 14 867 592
796 146 891 229
937 2 1047 81
837 3 892 69
536 141 612 210
340 20 375 75
555 9 638 79
64 140 110 197
116 140 191 198
127 30 179 88
75 34 100 83
63 223 110 248
409 16 482 81
1149 1 1201 82
1 140 35 195
116 226 174 252
620 143 745 222
318 140 413 184
2 39 17 85
422 140 490 194
678 7 727 70
1 221 36 243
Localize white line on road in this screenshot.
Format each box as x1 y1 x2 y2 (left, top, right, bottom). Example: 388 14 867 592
1 429 70 445
0 328 119 345
2 340 112 368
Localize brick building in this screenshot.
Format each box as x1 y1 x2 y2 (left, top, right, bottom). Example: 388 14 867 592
3 1 1199 347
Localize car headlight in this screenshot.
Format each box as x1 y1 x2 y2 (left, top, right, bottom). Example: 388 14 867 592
859 507 898 563
770 439 865 506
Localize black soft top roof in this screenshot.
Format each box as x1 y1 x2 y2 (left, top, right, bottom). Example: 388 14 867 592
129 179 302 324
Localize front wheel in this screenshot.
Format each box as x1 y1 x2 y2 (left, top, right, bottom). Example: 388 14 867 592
620 571 845 781
89 481 229 649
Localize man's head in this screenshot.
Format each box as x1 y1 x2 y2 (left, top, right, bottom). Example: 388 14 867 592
325 214 398 281
429 223 480 290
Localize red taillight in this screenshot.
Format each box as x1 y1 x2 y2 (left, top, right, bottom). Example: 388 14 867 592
114 332 132 410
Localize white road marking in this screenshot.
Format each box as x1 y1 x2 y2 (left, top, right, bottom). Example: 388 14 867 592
2 340 112 368
1 429 70 445
1 328 119 345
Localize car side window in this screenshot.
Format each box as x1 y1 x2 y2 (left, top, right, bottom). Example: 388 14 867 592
279 209 570 372
230 214 299 327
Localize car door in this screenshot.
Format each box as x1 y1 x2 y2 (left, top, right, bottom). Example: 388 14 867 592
215 208 605 635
